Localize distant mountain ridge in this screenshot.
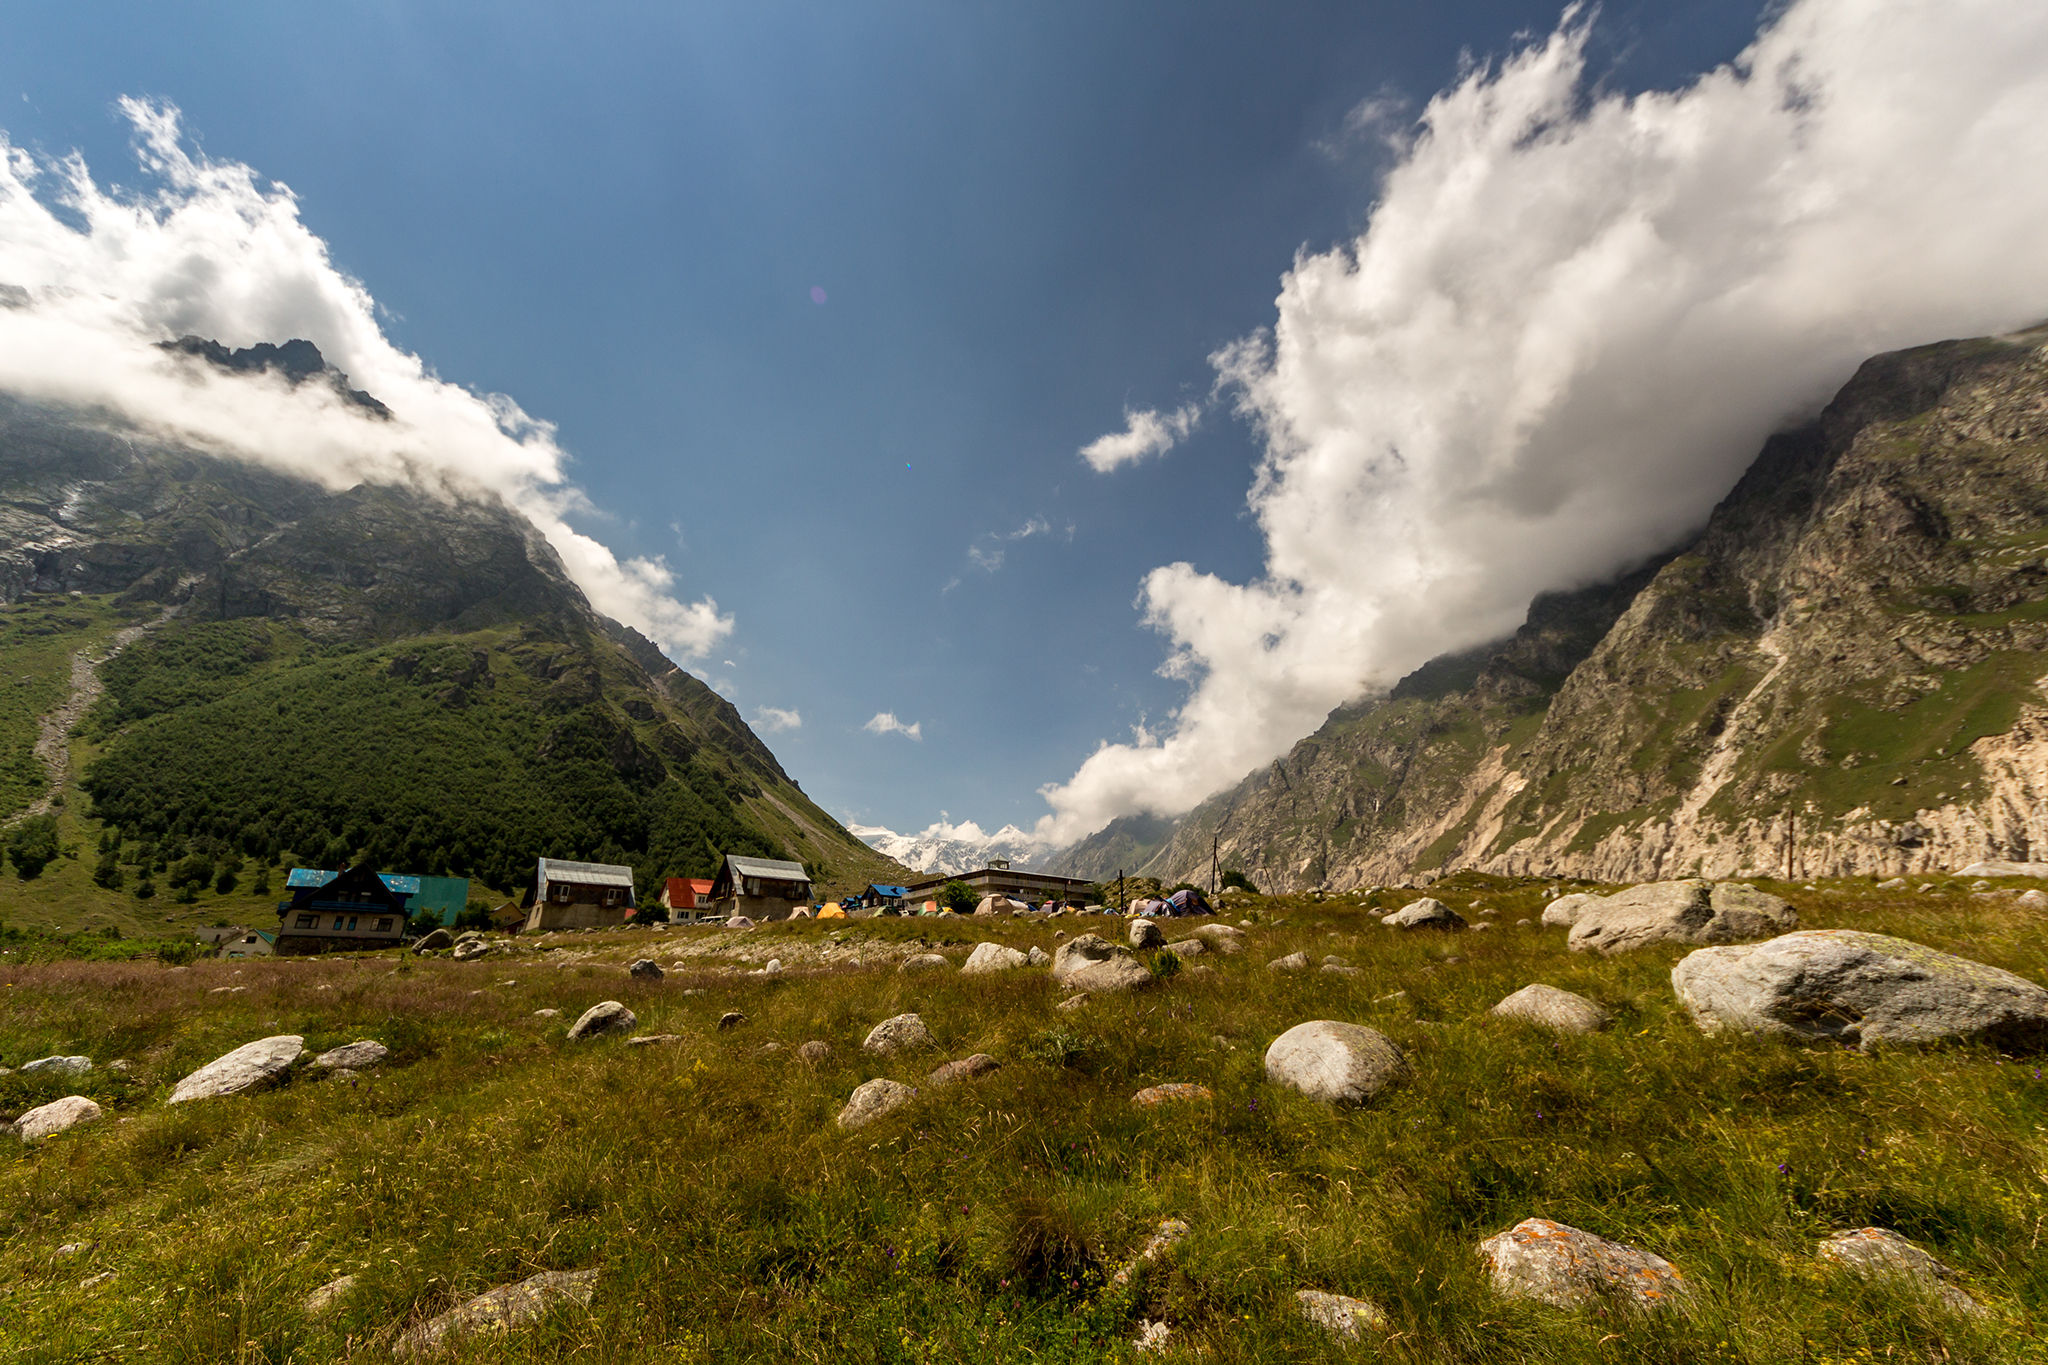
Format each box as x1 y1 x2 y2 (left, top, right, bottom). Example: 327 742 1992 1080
849 821 1050 879
1066 327 2048 891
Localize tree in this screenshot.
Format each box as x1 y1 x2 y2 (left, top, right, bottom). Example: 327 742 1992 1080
92 849 125 891
214 853 244 895
1220 868 1257 894
6 816 60 880
134 875 156 900
939 879 977 913
249 866 271 897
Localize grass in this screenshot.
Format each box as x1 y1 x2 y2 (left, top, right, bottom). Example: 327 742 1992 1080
1 875 2044 1362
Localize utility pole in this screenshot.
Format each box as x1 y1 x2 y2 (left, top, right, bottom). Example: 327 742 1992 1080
1118 869 1125 913
1211 832 1220 896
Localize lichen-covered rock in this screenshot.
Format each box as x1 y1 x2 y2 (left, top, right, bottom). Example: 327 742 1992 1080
1672 930 2048 1050
1264 1021 1408 1105
1478 1218 1688 1310
1489 984 1611 1034
566 1002 637 1041
1817 1227 1983 1316
1568 879 1795 956
1052 935 1154 993
1128 919 1165 950
17 1095 103 1142
862 1013 935 1056
797 1040 833 1065
1383 898 1466 931
1268 952 1310 972
392 1267 598 1358
961 942 1028 974
1295 1289 1387 1341
169 1035 304 1103
1541 893 1601 927
311 1040 390 1071
927 1053 1001 1086
836 1078 916 1130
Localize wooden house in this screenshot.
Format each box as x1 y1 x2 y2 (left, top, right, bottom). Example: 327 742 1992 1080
524 857 636 932
660 877 716 922
705 854 812 922
274 866 411 954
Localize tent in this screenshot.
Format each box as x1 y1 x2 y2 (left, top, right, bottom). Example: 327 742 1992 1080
1167 888 1212 916
974 894 1031 916
1128 896 1170 917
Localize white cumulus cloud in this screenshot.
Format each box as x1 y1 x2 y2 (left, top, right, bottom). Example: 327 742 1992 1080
1034 0 2048 845
863 712 923 741
1079 402 1201 472
0 98 733 660
753 707 802 733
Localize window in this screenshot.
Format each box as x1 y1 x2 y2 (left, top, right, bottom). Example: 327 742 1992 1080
375 918 393 932
604 888 621 906
332 917 345 930
295 915 316 929
552 885 571 904
347 917 358 931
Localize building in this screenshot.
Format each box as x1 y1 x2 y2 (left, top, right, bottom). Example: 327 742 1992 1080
660 877 716 922
274 865 411 954
903 866 1095 908
851 883 909 912
217 929 275 959
705 854 812 922
409 875 474 927
524 857 636 932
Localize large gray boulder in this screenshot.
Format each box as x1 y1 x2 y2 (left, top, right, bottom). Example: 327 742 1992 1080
1026 946 1052 967
1817 1228 1983 1315
961 942 1028 974
1190 923 1244 953
18 1095 103 1142
1128 919 1165 950
1268 952 1310 972
1540 893 1601 928
1955 859 2048 878
1383 899 1466 931
1672 930 2048 1051
1478 1218 1688 1310
1568 880 1795 956
1052 934 1154 993
413 927 454 953
1264 1021 1408 1105
20 1055 91 1076
169 1035 304 1103
392 1268 598 1358
862 1013 935 1056
628 959 663 979
566 1002 637 1040
837 1078 916 1130
1489 984 1611 1035
311 1040 390 1071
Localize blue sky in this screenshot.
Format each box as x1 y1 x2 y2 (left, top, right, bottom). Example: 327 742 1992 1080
13 0 1998 848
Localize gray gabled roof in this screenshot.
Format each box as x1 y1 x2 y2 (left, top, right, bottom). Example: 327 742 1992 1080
724 855 810 881
537 857 636 888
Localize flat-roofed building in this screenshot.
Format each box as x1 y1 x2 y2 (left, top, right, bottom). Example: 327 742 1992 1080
902 866 1094 909
525 858 637 932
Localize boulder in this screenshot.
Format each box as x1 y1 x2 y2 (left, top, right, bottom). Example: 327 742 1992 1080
626 1034 681 1047
1026 946 1052 967
1052 935 1154 993
413 928 455 953
796 1040 833 1065
1955 859 2048 878
1163 939 1205 958
862 1013 935 1056
1264 1021 1408 1105
718 1011 747 1030
1383 899 1467 931
1128 919 1165 950
1541 893 1600 928
1478 1218 1688 1310
1131 1082 1212 1106
1568 880 1795 956
311 1040 390 1071
17 1095 103 1142
1489 984 1611 1035
392 1267 598 1359
836 1078 916 1130
303 1273 358 1317
532 1008 561 1018
566 1002 637 1041
1111 1217 1192 1286
169 1035 304 1103
1295 1289 1387 1342
1817 1227 1983 1316
1268 952 1310 972
628 959 663 980
898 953 951 973
1190 923 1244 953
452 940 489 962
761 959 783 974
961 942 1028 975
2020 889 2048 909
1671 930 2048 1051
20 1055 91 1076
724 916 755 929
927 1053 1001 1086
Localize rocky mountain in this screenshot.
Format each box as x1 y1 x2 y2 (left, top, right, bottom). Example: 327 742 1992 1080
0 342 911 900
1112 325 2048 891
849 821 1049 879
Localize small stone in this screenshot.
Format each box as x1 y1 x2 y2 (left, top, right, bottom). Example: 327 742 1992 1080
1191 924 1245 952
2018 889 2048 909
1133 1319 1172 1354
17 1095 103 1142
962 942 1029 974
1026 946 1052 967
303 1273 358 1317
628 959 663 979
20 1055 91 1076
626 1034 682 1046
80 1271 115 1289
1164 939 1206 958
55 1242 89 1257
1056 995 1088 1012
1876 877 1907 890
1264 1021 1408 1105
1131 1082 1212 1106
108 1059 133 1076
1321 954 1346 967
1128 920 1165 950
836 1078 916 1130
761 958 783 974
928 1053 1002 1086
898 953 951 973
169 1035 304 1103
1471 922 1493 932
718 1011 747 1030
452 940 489 962
797 1040 833 1064
1515 918 1533 927
391 1268 599 1358
863 1013 935 1056
1489 984 1611 1035
1320 963 1361 977
1817 1227 1984 1316
533 1008 561 1018
1295 1289 1387 1342
566 1002 637 1041
312 1040 390 1071
1268 952 1310 972
1383 898 1467 931
1478 1218 1688 1310
1112 1218 1192 1285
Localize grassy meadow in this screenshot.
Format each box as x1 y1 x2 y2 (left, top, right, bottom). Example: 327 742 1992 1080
1 874 2045 1363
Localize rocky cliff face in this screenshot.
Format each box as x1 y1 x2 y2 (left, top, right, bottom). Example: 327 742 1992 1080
1129 326 2048 891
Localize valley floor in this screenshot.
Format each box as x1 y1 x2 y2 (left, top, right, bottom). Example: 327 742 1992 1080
2 876 2044 1362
